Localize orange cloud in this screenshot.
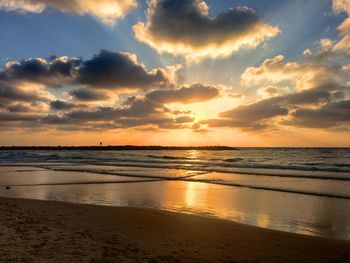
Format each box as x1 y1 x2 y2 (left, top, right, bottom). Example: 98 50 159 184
333 0 350 53
0 0 137 26
240 55 338 91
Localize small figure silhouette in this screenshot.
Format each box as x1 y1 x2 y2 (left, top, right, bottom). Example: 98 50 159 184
100 142 103 147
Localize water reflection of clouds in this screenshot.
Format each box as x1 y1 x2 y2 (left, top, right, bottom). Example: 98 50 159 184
1 170 350 240
185 181 208 208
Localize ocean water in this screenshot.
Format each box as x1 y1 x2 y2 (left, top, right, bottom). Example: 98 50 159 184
0 148 350 240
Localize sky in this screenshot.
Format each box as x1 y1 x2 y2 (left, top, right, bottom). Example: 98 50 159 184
0 0 349 146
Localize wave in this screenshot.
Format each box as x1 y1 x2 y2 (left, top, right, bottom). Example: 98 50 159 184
9 162 347 184
3 167 349 200
1 149 350 174
224 158 244 163
112 158 350 173
146 155 197 160
51 157 350 173
0 179 158 187
183 179 350 200
2 156 350 182
3 159 350 181
71 162 350 180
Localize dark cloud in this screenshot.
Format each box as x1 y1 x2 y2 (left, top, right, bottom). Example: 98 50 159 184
40 115 74 125
171 110 192 115
120 97 168 117
134 0 279 60
0 112 39 122
0 57 81 87
116 116 186 129
69 88 110 101
281 86 345 105
0 50 172 91
50 100 76 111
6 104 33 113
145 1 260 46
0 81 50 102
77 50 169 89
146 84 219 104
220 99 288 121
0 76 53 118
66 97 166 121
37 94 197 131
285 100 350 128
66 107 119 121
203 119 267 130
175 116 195 123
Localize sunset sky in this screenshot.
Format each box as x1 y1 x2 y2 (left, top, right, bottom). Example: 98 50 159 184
0 0 350 146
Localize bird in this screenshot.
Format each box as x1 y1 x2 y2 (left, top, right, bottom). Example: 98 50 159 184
5 186 11 190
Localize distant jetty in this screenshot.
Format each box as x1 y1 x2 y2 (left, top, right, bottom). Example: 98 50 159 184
0 145 237 151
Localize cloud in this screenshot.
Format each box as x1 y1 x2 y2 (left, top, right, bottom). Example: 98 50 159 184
319 38 335 53
332 0 350 54
3 101 49 113
77 50 171 89
240 55 344 91
118 97 168 118
302 39 336 61
0 81 55 117
50 100 76 111
6 104 32 113
228 93 244 99
241 55 302 86
0 51 202 132
285 100 350 128
257 86 289 98
0 81 52 102
39 95 195 131
0 79 53 116
69 88 110 101
175 116 195 123
0 0 137 26
203 97 290 131
220 47 350 132
64 96 167 122
219 98 289 122
203 118 267 130
133 0 279 62
49 84 218 131
0 56 81 87
146 84 219 104
204 83 347 131
0 112 40 122
0 50 173 91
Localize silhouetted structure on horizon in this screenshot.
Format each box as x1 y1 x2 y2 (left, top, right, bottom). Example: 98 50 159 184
0 145 237 151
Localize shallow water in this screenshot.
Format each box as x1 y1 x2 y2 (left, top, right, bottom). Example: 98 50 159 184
0 148 350 240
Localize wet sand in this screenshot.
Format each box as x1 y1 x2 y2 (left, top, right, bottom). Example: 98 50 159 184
0 197 349 263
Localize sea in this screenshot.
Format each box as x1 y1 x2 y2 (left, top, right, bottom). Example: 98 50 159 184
0 148 350 240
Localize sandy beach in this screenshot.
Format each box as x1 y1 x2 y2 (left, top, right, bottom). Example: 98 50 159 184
0 197 349 263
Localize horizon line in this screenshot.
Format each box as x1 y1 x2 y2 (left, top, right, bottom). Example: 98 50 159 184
0 145 349 149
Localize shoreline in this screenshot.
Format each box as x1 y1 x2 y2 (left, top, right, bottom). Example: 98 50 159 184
0 197 349 262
